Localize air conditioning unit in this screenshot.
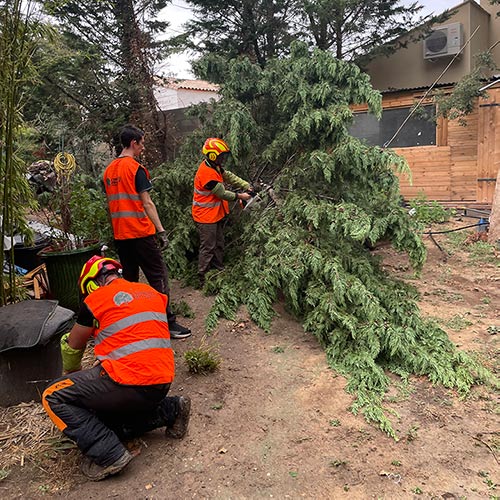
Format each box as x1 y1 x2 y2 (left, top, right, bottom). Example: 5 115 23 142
423 22 464 59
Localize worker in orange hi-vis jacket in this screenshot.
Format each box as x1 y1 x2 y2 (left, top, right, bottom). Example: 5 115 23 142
192 137 253 284
42 255 191 481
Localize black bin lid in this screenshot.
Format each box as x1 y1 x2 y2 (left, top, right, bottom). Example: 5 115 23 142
0 300 75 353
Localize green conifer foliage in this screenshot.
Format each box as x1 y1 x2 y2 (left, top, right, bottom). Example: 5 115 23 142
154 43 495 436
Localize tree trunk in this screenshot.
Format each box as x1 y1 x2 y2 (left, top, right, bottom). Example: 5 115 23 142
114 0 169 167
488 168 500 247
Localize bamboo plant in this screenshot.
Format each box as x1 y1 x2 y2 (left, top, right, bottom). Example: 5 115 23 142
0 0 41 305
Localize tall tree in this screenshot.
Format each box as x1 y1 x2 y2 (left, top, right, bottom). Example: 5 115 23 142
298 0 448 64
24 29 125 173
177 0 298 68
180 0 447 76
40 0 171 166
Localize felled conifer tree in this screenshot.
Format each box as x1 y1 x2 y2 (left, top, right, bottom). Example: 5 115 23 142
154 43 494 436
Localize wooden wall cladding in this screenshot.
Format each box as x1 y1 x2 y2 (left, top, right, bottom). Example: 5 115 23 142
477 88 500 203
352 86 499 204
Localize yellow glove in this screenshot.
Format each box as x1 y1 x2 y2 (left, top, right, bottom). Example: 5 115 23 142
60 332 85 373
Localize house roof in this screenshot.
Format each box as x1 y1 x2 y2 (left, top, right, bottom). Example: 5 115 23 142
380 75 500 94
155 77 219 92
380 82 456 94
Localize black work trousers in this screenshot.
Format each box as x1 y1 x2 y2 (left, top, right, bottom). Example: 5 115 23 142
114 235 176 322
196 220 225 277
42 366 176 467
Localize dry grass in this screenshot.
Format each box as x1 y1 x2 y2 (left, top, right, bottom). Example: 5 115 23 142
0 402 71 467
0 345 97 490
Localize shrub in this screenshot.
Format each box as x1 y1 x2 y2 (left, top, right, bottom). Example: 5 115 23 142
408 193 452 224
184 346 220 374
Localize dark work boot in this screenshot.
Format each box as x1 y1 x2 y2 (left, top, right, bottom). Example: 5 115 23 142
80 449 133 481
164 396 191 439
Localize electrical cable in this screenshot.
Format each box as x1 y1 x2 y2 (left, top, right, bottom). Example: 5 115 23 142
384 25 481 148
421 221 489 235
54 152 77 181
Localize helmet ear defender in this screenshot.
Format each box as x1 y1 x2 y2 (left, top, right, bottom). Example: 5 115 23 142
202 138 230 164
85 279 100 296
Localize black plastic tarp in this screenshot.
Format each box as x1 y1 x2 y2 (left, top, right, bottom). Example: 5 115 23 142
0 300 74 353
0 300 75 406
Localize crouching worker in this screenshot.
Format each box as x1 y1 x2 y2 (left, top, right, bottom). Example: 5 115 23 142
42 256 191 481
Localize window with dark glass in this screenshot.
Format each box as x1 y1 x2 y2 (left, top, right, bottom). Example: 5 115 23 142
350 105 436 147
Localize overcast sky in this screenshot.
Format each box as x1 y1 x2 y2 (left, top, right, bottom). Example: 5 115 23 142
157 0 476 78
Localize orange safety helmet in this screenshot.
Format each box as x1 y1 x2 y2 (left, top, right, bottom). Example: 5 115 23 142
78 255 122 296
202 138 230 164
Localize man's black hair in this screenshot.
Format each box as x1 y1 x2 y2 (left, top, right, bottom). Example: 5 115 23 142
120 124 144 148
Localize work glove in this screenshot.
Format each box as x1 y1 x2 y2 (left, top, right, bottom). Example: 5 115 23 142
60 332 85 373
156 230 169 250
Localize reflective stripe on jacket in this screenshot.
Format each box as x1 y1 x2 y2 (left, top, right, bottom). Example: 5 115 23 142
103 157 156 240
84 279 174 385
192 161 229 223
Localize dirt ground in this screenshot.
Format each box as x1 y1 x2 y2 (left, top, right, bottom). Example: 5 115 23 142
1 217 499 499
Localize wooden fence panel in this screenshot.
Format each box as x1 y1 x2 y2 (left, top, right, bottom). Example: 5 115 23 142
477 88 500 203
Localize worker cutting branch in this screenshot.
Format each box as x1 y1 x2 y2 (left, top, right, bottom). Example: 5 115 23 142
192 138 252 284
42 256 191 481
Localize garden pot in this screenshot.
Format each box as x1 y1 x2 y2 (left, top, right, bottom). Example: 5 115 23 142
39 242 101 312
12 234 51 272
0 300 75 406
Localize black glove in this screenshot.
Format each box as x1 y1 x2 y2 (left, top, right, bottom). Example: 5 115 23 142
156 230 169 250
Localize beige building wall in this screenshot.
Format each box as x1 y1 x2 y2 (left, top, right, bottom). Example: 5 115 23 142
366 1 495 91
480 0 500 63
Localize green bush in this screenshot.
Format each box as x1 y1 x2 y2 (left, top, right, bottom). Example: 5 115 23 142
184 346 220 374
408 193 452 224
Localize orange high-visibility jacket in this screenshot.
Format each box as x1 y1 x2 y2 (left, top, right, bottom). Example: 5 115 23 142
85 279 174 386
192 161 229 223
103 157 156 240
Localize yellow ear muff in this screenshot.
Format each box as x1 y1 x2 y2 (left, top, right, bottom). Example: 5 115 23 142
86 280 100 295
208 152 216 161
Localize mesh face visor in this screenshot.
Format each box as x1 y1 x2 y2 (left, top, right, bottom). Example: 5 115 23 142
217 152 231 164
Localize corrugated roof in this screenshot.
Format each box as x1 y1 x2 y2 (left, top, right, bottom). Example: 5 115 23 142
380 82 456 94
380 75 500 94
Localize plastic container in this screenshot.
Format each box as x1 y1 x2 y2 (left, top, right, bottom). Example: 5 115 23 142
13 235 51 271
39 242 101 312
477 218 487 233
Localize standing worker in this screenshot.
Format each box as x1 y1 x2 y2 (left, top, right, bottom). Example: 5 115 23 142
42 255 191 481
192 138 252 284
103 124 191 339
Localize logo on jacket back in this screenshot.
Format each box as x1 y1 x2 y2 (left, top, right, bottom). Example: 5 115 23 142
106 177 121 186
114 291 133 306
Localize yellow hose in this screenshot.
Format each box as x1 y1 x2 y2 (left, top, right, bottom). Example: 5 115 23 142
54 152 77 181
